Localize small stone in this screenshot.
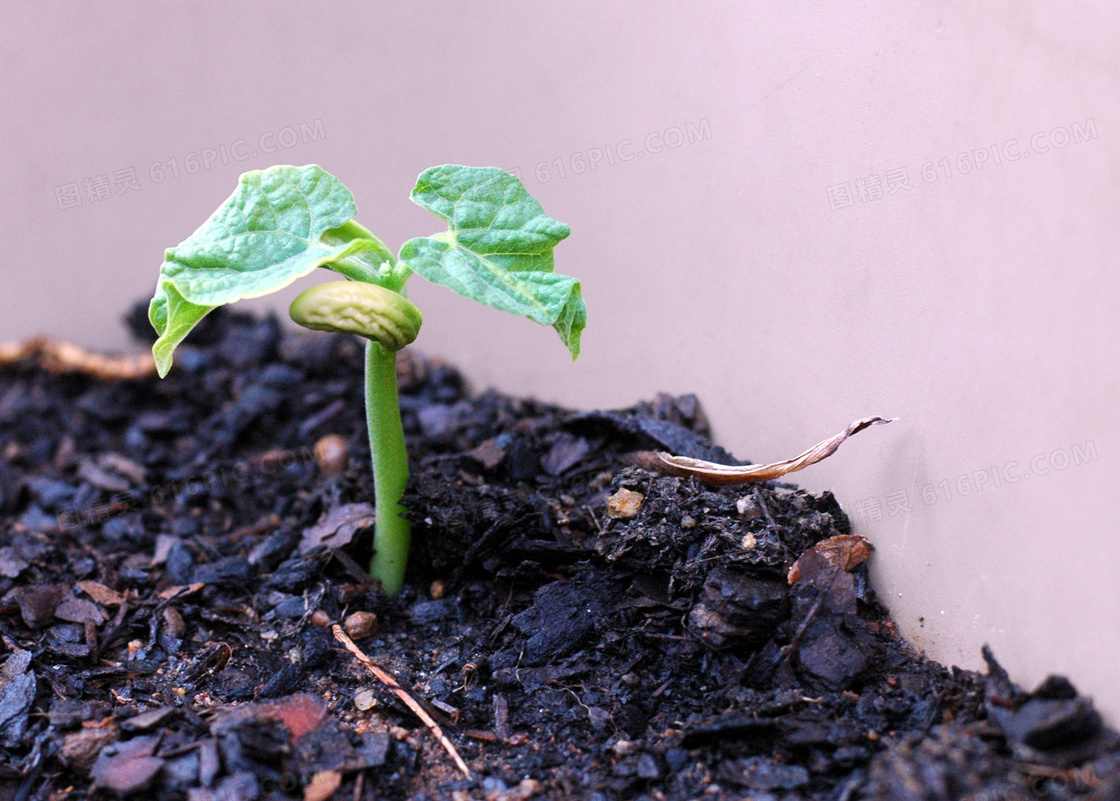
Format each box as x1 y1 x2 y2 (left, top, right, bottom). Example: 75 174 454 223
736 496 761 516
607 488 644 520
636 753 661 780
313 434 349 477
354 689 377 711
681 515 696 529
429 580 446 600
309 609 331 628
510 779 542 799
741 533 757 550
344 611 378 640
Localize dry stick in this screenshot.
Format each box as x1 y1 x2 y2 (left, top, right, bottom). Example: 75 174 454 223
0 337 155 380
649 416 895 486
753 486 779 537
332 625 472 779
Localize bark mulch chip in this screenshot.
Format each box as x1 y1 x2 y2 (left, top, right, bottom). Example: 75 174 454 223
0 303 1116 799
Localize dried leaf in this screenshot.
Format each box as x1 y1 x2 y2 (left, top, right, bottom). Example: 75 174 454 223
158 582 205 600
120 706 177 732
304 770 342 801
788 535 872 584
649 416 894 486
77 581 126 607
300 503 375 554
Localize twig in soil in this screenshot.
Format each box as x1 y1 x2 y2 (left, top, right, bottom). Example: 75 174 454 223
328 548 379 587
0 336 155 380
493 693 510 741
332 625 472 779
753 486 779 536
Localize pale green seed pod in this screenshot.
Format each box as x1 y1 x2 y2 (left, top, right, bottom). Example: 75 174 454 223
289 281 422 351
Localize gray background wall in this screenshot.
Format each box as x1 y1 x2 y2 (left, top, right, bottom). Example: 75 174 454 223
4 2 1119 718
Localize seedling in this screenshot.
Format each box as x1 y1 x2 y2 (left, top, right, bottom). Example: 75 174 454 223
150 164 584 595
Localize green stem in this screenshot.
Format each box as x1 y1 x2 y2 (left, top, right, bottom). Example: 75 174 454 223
365 339 411 595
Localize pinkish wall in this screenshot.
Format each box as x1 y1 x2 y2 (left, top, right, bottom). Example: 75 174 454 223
3 2 1120 719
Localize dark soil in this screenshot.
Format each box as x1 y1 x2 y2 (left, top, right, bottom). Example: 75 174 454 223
1 305 1117 800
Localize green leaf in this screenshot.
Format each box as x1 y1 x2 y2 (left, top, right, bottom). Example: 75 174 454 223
399 165 585 358
149 280 214 378
151 165 390 372
320 219 398 284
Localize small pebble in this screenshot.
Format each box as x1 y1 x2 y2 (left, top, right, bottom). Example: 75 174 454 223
607 488 644 520
736 496 761 516
429 580 446 600
314 434 349 477
353 689 377 711
681 514 696 529
309 609 331 627
741 533 757 550
344 610 378 639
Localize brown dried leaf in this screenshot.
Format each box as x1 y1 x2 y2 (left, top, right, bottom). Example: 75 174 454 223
788 535 872 584
649 416 894 486
77 581 126 607
300 503 376 554
158 582 205 600
304 770 342 801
